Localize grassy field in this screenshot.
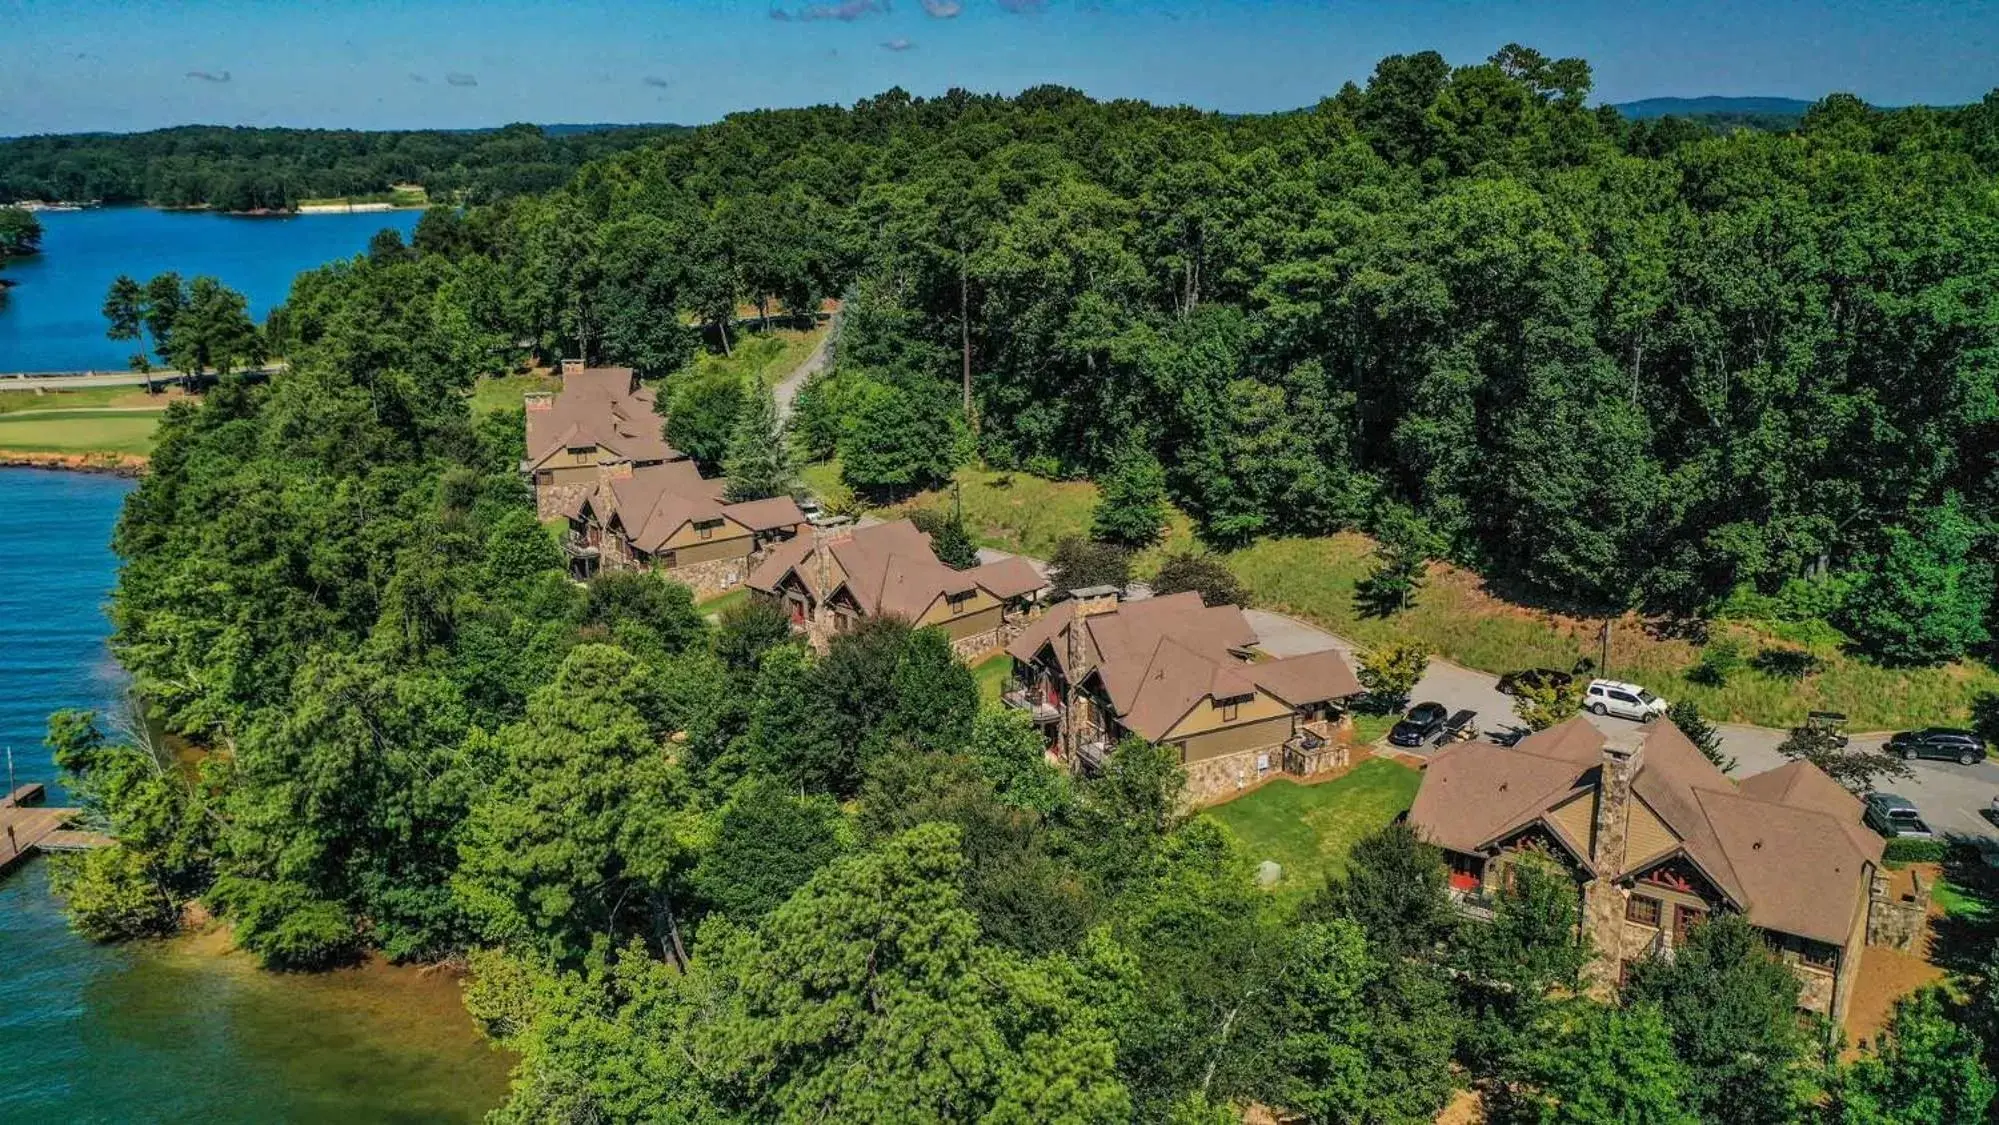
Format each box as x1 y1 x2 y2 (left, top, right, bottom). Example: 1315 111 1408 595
467 372 560 417
972 652 1013 705
697 588 750 618
1202 757 1422 901
0 386 173 413
797 463 1199 575
0 409 165 455
1230 534 1999 731
694 326 826 389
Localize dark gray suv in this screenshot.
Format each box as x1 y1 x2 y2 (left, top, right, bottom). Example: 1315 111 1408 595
1888 728 1988 765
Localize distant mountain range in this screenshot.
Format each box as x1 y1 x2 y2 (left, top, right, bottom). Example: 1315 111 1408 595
1610 96 1818 120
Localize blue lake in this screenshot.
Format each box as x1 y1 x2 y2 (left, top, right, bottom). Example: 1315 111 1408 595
0 207 421 373
0 471 507 1122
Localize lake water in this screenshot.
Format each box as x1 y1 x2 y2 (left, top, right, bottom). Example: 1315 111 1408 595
0 468 510 1123
0 207 422 373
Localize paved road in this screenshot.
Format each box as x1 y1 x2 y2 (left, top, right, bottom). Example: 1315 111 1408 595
1242 608 1999 843
772 320 836 423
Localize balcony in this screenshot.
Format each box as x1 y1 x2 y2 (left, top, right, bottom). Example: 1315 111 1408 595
1002 688 1062 724
561 539 600 559
1075 733 1112 772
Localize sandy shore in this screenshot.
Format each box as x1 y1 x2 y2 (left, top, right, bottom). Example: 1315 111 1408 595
0 449 148 475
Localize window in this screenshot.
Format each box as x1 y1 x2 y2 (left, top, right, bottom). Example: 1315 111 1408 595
1626 895 1662 927
1222 700 1240 722
696 520 720 541
1612 691 1639 705
534 470 553 486
660 551 676 569
1674 905 1704 945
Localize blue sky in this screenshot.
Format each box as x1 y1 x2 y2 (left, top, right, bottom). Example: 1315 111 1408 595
2 0 1994 135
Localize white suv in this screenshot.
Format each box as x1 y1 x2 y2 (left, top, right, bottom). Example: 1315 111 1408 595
1586 679 1668 722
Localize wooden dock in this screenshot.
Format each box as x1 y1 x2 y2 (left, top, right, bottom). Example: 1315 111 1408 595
1 783 108 877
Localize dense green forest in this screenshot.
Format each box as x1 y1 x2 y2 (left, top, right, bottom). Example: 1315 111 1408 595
47 45 1999 1123
267 44 1999 665
0 207 42 292
0 123 681 211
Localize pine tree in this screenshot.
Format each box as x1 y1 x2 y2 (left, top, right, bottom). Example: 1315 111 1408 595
722 378 794 502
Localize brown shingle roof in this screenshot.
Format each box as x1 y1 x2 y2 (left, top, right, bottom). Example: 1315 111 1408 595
588 463 805 553
745 520 1047 620
1010 592 1362 743
1406 717 1880 946
525 366 681 467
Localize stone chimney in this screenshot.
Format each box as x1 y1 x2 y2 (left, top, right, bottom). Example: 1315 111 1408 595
1068 584 1123 619
524 390 555 412
1582 728 1648 997
560 357 585 376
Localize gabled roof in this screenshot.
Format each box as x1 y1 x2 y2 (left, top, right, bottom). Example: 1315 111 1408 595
1407 717 1882 946
745 520 1048 619
586 462 806 553
525 366 680 467
1009 592 1363 742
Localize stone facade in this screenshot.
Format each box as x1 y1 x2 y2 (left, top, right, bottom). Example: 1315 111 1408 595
1581 733 1646 996
1867 867 1932 953
666 555 749 600
537 480 593 521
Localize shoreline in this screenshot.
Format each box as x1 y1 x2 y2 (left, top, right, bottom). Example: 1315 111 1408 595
0 449 148 476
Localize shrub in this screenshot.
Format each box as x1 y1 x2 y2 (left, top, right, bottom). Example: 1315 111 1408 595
47 846 182 942
1048 536 1130 598
1882 838 1949 865
1149 552 1245 608
1688 637 1746 686
1357 642 1429 708
1751 646 1825 680
210 875 362 970
909 506 979 570
1090 449 1168 547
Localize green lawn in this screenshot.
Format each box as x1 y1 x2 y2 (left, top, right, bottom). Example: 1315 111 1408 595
972 652 1013 705
795 463 1199 576
1229 533 1999 731
0 386 141 414
0 409 164 455
698 588 750 618
691 325 827 389
1202 757 1422 900
468 372 560 418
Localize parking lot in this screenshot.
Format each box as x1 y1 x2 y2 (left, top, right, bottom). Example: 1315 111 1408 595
1242 609 1999 847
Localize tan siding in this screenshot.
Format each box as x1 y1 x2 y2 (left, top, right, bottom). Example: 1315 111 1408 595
1623 796 1680 868
544 463 601 486
1548 792 1597 858
931 604 1002 641
662 537 751 566
663 514 753 550
1165 690 1292 739
915 588 1002 628
1175 714 1294 764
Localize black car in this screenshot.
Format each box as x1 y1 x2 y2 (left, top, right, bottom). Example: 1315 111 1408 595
1888 728 1989 765
1389 701 1450 748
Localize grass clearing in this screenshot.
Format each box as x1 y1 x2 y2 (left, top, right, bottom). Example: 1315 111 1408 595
697 588 750 618
468 372 560 418
0 410 164 455
1230 534 1999 731
1202 757 1422 900
796 463 1199 574
690 325 827 390
971 652 1013 705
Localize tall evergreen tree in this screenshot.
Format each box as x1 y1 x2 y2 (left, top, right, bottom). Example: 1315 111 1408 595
722 377 795 502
